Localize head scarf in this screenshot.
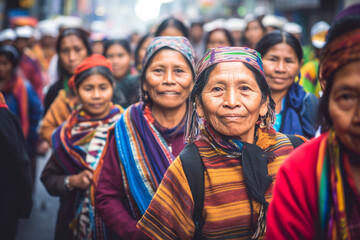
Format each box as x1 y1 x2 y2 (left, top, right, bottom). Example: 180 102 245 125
142 36 195 74
68 54 113 89
186 47 274 143
320 28 360 81
196 46 265 81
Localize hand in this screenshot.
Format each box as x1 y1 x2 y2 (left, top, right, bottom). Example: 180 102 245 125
68 170 93 190
37 140 50 155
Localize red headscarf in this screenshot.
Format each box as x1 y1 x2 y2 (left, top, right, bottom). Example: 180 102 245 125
68 54 113 89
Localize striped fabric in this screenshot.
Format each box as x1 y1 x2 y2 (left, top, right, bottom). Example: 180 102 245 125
138 127 303 239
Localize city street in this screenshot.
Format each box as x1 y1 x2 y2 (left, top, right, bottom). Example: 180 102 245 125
16 152 59 240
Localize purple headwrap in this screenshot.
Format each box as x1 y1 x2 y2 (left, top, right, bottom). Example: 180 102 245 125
335 3 360 21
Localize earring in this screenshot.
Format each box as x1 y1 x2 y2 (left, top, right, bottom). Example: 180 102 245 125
143 91 148 101
259 115 266 129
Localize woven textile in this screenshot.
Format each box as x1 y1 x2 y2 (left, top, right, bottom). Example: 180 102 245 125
112 102 182 216
142 36 195 74
321 29 360 81
195 47 265 82
137 126 303 239
51 104 122 239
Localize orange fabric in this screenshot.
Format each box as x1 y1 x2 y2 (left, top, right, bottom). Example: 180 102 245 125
68 54 113 89
0 92 8 109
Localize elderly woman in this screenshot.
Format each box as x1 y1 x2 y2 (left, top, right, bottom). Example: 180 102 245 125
265 5 360 239
94 36 195 239
256 30 319 139
137 47 306 239
41 54 123 240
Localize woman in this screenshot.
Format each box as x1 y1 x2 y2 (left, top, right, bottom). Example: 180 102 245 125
0 92 33 240
266 6 360 239
256 30 318 139
155 17 189 38
103 39 139 108
40 28 91 144
134 33 154 72
243 15 265 49
94 36 195 239
41 54 123 240
205 28 234 50
0 44 42 181
137 47 306 239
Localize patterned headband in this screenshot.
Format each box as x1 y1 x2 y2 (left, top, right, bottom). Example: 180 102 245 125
142 36 195 74
195 47 265 82
320 28 360 81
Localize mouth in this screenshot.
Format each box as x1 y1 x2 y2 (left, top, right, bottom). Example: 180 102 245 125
158 91 180 96
89 103 105 108
220 114 245 120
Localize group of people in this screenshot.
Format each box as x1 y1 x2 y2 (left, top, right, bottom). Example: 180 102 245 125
1 3 360 240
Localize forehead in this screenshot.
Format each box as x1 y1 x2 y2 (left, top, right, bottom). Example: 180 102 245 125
148 48 186 64
332 61 360 91
207 62 255 82
264 43 298 59
61 34 84 47
81 73 110 85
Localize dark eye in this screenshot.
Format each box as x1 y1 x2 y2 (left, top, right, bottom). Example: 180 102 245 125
100 85 109 90
154 68 163 73
175 69 184 73
340 93 353 101
212 87 222 92
241 86 249 91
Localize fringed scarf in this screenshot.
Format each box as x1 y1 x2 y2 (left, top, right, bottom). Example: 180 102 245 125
201 122 275 239
114 102 182 217
317 128 352 240
52 104 122 240
1 74 29 137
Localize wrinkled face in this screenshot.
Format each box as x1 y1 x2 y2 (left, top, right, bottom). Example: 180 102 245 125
59 34 88 74
262 43 301 94
144 49 193 111
105 44 131 79
77 74 113 119
197 62 267 143
207 30 231 49
245 21 264 48
159 27 184 37
0 55 13 81
329 61 360 155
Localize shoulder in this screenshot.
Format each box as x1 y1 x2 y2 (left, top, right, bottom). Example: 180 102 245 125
280 133 325 173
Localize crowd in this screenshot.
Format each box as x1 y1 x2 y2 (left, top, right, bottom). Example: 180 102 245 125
0 3 359 240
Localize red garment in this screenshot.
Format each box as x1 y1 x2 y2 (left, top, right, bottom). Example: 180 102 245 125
68 54 113 89
0 92 8 109
266 133 360 239
19 53 43 101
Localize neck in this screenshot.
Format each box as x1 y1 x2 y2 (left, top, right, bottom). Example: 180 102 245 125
151 103 187 129
272 89 288 114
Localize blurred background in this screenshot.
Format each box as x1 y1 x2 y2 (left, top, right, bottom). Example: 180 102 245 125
1 0 358 44
1 0 358 239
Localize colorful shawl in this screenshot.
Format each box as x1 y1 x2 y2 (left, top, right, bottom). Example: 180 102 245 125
0 92 8 109
114 102 180 216
317 128 351 240
52 104 122 240
2 74 29 137
137 123 298 239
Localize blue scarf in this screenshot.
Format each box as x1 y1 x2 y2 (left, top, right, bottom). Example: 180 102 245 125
280 83 316 138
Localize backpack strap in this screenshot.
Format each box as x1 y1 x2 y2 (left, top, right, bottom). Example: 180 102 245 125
287 134 305 149
179 143 205 239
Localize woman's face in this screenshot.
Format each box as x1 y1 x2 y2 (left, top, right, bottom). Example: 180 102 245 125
329 61 360 155
245 21 264 48
207 30 231 49
144 49 193 111
197 62 267 143
262 43 301 94
105 44 131 79
0 55 13 81
59 34 88 74
77 73 113 119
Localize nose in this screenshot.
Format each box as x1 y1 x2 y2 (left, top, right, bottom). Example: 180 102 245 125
353 100 360 123
68 50 77 62
275 60 285 73
223 88 240 109
163 70 175 85
93 88 101 98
